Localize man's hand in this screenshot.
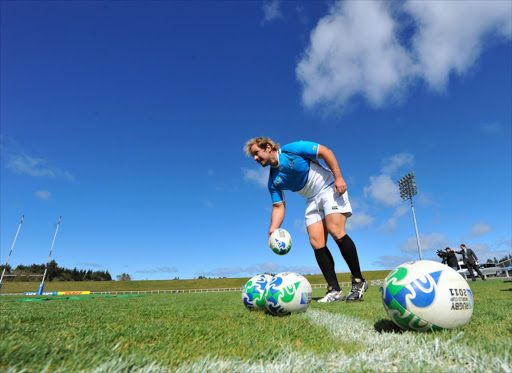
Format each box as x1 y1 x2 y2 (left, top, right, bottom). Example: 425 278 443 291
269 202 285 248
334 177 347 196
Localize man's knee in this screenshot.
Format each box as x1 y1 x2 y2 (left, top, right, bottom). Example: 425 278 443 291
309 237 325 250
325 222 343 238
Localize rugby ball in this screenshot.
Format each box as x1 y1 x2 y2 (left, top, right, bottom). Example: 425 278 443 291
242 274 273 311
270 229 292 255
381 260 474 331
264 272 312 316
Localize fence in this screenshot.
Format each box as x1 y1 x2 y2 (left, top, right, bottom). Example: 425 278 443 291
5 274 509 297
1 279 387 296
90 279 388 295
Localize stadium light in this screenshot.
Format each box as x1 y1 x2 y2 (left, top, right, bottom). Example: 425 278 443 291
398 171 423 260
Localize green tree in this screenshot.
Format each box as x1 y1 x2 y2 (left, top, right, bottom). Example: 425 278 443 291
116 273 131 281
47 260 58 281
0 264 12 274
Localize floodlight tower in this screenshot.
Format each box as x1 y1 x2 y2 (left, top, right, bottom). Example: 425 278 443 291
398 171 423 260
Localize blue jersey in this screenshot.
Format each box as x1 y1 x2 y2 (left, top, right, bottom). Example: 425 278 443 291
268 141 334 204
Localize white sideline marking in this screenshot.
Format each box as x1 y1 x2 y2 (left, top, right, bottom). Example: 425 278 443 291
176 311 511 372
303 310 511 372
89 311 511 373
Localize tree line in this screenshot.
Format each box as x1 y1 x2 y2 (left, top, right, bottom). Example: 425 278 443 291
0 260 112 282
486 254 512 266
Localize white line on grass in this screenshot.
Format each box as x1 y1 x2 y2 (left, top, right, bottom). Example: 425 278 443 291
83 311 511 373
302 310 511 372
173 310 511 373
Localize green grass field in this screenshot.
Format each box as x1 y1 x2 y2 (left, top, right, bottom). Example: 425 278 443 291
1 277 511 372
0 271 390 294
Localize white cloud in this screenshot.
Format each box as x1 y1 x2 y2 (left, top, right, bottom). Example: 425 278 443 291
417 193 435 208
378 205 409 233
346 211 375 230
297 0 512 111
293 219 307 233
242 167 268 188
463 243 509 264
499 239 512 250
77 262 105 268
135 266 178 274
363 174 402 207
400 232 451 254
362 153 417 234
7 153 74 181
363 153 415 208
373 255 415 270
297 1 412 110
456 241 510 264
480 122 502 134
262 0 283 24
406 0 512 90
468 222 493 238
381 153 414 175
35 190 51 200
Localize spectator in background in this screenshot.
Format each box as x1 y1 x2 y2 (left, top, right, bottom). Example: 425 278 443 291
437 247 459 271
456 244 486 281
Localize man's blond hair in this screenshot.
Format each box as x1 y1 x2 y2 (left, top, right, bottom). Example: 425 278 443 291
243 137 280 156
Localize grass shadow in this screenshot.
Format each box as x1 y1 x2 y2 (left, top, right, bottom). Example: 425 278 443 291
374 318 403 334
264 310 292 317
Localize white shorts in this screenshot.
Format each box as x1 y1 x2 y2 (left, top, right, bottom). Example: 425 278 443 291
305 186 352 227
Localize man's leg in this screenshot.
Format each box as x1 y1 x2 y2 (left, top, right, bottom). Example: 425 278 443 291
308 220 339 290
473 265 486 280
467 265 476 281
325 213 367 302
308 220 345 302
325 213 363 279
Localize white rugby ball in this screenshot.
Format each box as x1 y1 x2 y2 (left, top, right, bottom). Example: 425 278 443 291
264 272 312 316
242 274 273 311
270 228 292 255
381 260 474 331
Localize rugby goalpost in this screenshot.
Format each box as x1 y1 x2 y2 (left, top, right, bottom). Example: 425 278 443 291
37 217 62 295
0 215 24 291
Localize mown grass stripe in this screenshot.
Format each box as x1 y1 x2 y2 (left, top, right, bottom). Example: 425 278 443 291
303 310 511 372
74 309 511 373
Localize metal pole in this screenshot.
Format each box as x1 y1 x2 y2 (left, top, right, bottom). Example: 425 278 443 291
0 215 24 290
410 199 423 260
37 216 62 295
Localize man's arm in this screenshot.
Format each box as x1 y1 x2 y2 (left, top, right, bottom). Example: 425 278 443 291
469 249 479 263
268 202 285 246
317 145 347 196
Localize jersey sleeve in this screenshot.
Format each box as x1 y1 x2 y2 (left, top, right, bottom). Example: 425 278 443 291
268 175 284 204
281 141 319 159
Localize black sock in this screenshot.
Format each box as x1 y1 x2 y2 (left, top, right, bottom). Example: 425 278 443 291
335 234 363 279
314 246 340 291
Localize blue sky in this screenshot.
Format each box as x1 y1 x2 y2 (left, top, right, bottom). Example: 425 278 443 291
1 1 511 281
